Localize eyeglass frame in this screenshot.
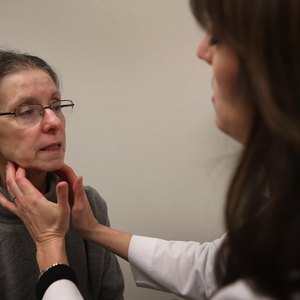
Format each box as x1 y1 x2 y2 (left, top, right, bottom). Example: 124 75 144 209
0 100 75 125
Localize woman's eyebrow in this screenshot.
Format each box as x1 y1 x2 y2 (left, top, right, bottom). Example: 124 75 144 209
51 90 61 98
8 96 37 109
9 92 61 109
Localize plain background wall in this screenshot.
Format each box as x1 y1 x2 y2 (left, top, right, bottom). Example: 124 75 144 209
0 1 241 299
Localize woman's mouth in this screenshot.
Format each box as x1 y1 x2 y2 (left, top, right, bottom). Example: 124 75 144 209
41 143 61 151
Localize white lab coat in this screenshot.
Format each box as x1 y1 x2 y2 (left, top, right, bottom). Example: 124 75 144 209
42 234 223 300
43 234 273 300
128 234 224 299
43 280 84 300
43 277 271 300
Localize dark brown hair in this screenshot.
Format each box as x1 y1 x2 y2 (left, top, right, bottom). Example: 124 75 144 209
190 0 300 298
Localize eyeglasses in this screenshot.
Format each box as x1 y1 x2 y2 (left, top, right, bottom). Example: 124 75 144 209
0 100 74 126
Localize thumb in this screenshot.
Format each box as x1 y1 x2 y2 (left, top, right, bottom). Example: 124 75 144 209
73 176 85 204
55 163 77 185
56 181 70 212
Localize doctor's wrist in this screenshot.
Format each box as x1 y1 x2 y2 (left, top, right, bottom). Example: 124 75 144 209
36 237 69 272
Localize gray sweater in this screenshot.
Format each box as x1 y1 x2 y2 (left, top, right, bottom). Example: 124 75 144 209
0 173 124 300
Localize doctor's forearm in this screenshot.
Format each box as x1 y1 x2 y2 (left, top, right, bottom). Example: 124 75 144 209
84 223 132 261
36 238 69 272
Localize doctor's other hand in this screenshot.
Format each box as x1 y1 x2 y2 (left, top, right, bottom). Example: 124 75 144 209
0 161 70 269
0 161 70 245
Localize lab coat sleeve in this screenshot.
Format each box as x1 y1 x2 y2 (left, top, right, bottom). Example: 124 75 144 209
128 234 225 300
42 280 84 300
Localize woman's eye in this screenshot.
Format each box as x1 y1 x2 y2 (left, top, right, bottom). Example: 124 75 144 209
18 107 36 118
21 109 34 116
52 105 61 112
51 102 62 112
209 36 220 46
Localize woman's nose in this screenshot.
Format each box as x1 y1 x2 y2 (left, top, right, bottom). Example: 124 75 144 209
197 33 213 65
41 109 62 132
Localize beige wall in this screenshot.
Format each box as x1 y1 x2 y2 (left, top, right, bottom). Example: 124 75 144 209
0 1 240 299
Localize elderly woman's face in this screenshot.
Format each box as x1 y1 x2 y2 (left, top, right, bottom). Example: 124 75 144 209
0 69 66 172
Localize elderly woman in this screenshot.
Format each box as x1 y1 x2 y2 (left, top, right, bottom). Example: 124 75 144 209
0 50 124 300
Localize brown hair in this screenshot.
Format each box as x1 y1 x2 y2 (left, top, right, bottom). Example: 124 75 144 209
190 0 300 298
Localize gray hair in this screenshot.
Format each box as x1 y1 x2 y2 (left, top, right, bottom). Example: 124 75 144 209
0 50 59 89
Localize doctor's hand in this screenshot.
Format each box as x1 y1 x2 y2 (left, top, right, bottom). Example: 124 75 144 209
0 161 70 270
56 163 132 261
55 163 99 241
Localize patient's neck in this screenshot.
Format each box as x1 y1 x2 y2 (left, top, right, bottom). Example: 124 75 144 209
25 170 47 194
0 169 47 194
